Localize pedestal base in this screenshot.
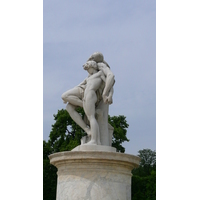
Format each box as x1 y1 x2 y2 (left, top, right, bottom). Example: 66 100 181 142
49 151 140 200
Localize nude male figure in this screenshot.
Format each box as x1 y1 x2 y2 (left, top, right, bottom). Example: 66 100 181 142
82 61 106 144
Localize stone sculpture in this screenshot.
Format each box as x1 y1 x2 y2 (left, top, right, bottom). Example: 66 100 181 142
61 52 115 146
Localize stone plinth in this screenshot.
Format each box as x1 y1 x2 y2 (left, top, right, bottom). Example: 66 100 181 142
49 150 140 200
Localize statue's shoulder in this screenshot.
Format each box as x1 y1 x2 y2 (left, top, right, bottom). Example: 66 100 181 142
97 62 107 70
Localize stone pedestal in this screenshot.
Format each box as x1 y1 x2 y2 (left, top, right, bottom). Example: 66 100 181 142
49 150 140 200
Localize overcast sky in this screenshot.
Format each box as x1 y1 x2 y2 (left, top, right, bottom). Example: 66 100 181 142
43 0 156 155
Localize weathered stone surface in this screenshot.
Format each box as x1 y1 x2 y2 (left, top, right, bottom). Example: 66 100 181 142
49 151 140 200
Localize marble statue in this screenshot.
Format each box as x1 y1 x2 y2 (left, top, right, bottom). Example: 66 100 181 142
61 52 115 146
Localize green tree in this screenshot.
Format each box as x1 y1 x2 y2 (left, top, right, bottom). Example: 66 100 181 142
43 109 129 200
49 108 85 153
43 141 57 200
132 149 156 200
108 115 129 153
138 149 156 169
132 149 156 177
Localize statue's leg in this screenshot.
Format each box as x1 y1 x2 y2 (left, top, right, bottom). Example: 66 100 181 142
66 103 90 134
83 91 100 145
61 87 83 107
62 87 92 135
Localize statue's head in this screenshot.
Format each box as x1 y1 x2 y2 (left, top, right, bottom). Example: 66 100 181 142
87 52 104 63
88 52 110 68
83 60 98 71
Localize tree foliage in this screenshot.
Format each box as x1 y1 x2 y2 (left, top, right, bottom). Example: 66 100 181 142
108 115 129 152
138 149 156 168
43 141 57 200
49 108 86 153
132 149 156 200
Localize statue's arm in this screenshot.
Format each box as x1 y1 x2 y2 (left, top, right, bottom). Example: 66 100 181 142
107 87 114 104
97 63 115 103
100 72 106 83
97 65 114 104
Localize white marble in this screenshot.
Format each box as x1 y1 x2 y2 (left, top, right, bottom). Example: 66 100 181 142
61 52 115 147
49 151 140 200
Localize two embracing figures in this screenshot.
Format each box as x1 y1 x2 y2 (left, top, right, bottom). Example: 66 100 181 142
61 52 115 146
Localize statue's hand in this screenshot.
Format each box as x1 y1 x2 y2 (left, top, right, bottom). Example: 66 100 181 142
102 94 113 104
107 95 113 104
102 94 108 104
